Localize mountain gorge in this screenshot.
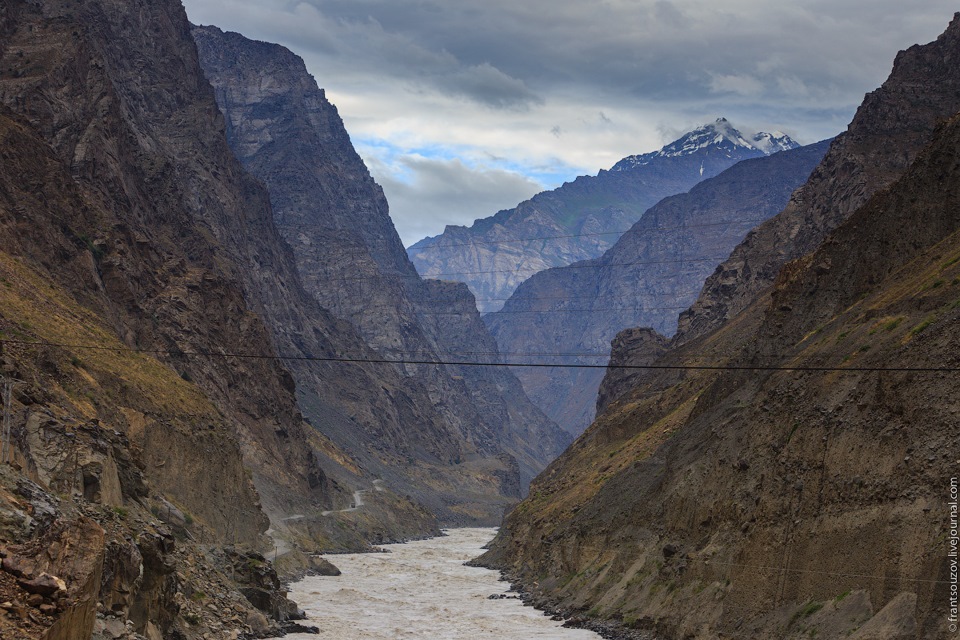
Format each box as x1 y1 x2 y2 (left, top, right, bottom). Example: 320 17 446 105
480 14 960 640
0 0 354 636
191 25 569 523
0 0 955 638
408 119 798 311
486 139 829 435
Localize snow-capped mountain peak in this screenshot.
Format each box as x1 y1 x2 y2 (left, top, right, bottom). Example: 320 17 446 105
611 118 799 172
750 130 800 155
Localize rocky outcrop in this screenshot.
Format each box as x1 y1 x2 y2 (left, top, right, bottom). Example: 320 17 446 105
0 408 303 639
486 140 828 434
408 119 797 311
479 16 960 640
192 26 570 519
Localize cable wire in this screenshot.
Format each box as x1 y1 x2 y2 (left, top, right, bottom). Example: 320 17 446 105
1 338 956 373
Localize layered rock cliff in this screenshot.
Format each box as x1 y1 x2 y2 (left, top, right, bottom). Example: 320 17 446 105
409 119 797 311
0 0 352 633
191 25 569 521
486 140 828 435
480 15 960 640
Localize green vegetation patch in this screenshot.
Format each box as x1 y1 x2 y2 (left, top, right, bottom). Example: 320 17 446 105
883 317 903 332
909 315 936 336
790 600 824 626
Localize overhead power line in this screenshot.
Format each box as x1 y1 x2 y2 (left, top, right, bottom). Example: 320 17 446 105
403 305 692 316
1 338 956 373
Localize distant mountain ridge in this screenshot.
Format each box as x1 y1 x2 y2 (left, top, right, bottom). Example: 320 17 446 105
611 118 798 171
408 119 799 311
485 138 828 436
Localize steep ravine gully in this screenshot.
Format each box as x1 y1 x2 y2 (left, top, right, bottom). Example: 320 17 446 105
479 13 960 640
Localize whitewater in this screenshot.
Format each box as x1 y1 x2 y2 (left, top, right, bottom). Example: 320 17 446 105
275 527 601 639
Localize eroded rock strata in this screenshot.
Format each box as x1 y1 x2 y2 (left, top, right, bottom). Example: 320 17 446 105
480 15 960 640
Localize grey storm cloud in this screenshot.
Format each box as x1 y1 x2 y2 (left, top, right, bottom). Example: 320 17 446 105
185 0 957 116
438 63 543 110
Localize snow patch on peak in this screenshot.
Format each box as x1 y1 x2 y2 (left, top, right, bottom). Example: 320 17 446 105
750 131 801 155
610 119 800 172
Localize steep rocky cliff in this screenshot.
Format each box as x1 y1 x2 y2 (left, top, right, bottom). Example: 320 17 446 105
0 0 320 547
0 0 388 634
409 119 797 311
191 25 569 519
480 16 960 640
599 11 960 412
675 13 960 344
486 140 828 435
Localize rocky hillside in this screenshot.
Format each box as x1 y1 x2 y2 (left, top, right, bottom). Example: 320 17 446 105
479 15 960 640
192 26 570 521
0 0 558 636
0 0 361 636
676 13 960 344
485 140 828 435
408 119 797 311
600 11 960 413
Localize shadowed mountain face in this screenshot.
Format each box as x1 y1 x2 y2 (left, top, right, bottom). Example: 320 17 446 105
0 0 389 635
408 119 797 311
676 13 960 344
192 25 570 525
479 14 960 640
485 140 829 436
599 11 960 412
0 0 335 543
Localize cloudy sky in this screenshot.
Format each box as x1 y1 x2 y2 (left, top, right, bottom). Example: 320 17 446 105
182 0 957 245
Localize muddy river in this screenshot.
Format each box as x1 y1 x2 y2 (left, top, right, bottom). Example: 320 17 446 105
275 527 601 639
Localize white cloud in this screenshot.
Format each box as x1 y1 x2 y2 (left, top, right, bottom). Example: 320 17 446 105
365 155 546 246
